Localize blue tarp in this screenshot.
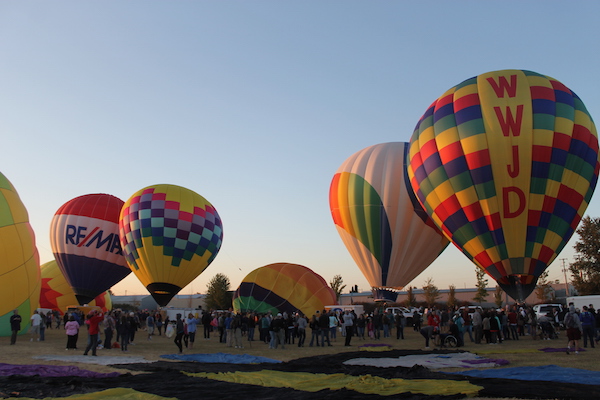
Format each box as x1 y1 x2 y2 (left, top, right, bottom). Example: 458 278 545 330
160 352 282 364
448 364 600 385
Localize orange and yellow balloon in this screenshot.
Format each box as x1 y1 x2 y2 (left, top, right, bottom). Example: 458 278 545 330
408 69 599 301
233 263 337 316
40 260 112 314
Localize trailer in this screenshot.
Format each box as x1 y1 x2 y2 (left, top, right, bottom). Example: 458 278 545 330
566 295 600 311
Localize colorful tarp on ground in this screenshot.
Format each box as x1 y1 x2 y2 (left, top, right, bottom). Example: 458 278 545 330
343 352 509 369
17 388 176 400
184 369 482 396
160 352 281 364
3 350 600 400
0 363 120 378
449 364 600 385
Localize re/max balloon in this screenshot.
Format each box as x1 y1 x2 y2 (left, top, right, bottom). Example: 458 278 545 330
408 69 599 301
233 263 337 317
119 184 223 307
49 194 129 305
0 172 40 337
329 142 449 302
40 260 112 315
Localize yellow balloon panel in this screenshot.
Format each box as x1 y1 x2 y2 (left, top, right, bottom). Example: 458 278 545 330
0 172 40 337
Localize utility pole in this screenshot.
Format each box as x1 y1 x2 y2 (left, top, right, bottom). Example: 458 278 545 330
561 258 569 297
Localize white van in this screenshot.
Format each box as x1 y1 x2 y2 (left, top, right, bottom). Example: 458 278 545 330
533 304 563 320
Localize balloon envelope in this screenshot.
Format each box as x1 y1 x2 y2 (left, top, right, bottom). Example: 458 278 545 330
119 184 223 307
329 142 449 301
0 172 41 337
40 260 112 314
408 69 599 301
233 263 337 316
50 194 129 305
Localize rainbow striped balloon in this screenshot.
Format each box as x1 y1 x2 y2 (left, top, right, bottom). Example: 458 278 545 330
329 142 448 301
408 69 599 301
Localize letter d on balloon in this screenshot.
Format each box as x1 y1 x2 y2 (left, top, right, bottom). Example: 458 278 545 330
502 187 525 218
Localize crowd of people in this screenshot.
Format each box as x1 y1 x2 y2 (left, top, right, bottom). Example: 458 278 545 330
8 302 600 356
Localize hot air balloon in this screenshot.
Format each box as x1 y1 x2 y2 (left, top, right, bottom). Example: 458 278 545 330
49 194 130 305
408 69 599 301
40 260 112 314
119 184 223 307
329 142 449 302
0 172 41 337
233 263 337 317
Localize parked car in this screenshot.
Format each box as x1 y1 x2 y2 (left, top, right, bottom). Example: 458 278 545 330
533 304 564 321
385 307 422 324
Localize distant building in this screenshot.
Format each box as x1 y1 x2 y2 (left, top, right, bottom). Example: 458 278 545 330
340 282 573 308
111 294 207 311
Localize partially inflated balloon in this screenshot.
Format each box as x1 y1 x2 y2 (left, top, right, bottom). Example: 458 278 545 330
50 194 130 305
40 260 112 314
0 172 40 337
119 184 223 307
408 70 599 301
233 263 337 316
329 142 449 301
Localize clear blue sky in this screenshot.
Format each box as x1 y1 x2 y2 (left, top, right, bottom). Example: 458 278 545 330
1 2 599 296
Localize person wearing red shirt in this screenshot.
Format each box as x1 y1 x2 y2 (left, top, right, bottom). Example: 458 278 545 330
83 310 104 356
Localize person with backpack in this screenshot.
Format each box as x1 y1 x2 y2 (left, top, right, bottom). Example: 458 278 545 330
579 305 596 348
564 304 583 354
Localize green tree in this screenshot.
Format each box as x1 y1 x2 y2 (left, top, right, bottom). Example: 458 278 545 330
570 216 600 295
405 287 417 308
422 277 440 308
535 270 554 302
447 284 457 309
494 286 503 308
205 273 232 310
330 274 346 301
473 268 489 305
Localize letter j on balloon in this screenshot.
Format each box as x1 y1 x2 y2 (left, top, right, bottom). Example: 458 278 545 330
408 69 600 302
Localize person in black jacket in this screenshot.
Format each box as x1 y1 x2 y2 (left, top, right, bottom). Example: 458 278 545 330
10 310 22 345
318 310 332 347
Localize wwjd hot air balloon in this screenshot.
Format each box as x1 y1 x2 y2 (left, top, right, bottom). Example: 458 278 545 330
408 69 599 301
329 142 449 302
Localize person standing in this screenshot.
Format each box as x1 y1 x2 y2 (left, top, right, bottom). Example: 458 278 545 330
103 312 116 350
318 310 332 347
146 313 155 341
201 310 212 340
472 308 483 344
29 310 43 342
174 313 185 354
296 313 307 347
117 314 132 352
83 310 104 356
9 309 22 345
342 310 354 346
65 315 80 350
580 305 596 348
564 304 583 354
395 311 405 340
